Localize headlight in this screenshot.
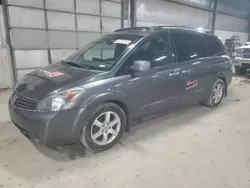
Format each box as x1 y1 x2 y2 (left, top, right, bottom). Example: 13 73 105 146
37 87 86 112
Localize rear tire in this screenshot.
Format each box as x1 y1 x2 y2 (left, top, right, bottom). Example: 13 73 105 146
80 102 126 152
235 66 246 75
204 79 225 108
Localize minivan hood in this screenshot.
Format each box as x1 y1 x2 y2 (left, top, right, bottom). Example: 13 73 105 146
15 62 108 100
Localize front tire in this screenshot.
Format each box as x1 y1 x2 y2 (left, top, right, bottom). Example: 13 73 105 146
80 103 126 152
204 79 225 107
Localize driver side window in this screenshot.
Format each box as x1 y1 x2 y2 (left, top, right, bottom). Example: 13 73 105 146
117 33 174 76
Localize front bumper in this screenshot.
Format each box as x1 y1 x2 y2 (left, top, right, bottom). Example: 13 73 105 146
233 58 250 69
8 100 88 146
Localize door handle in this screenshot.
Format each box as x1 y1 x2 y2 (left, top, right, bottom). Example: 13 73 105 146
193 61 201 65
181 69 191 74
169 71 180 76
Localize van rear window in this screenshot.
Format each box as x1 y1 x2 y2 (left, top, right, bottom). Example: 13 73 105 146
203 35 225 57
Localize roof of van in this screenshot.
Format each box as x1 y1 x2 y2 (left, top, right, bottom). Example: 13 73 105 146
114 26 213 36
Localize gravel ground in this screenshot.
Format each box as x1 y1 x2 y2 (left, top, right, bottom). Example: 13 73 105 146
0 77 250 188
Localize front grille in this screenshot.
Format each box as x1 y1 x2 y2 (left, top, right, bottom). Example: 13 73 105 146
13 94 38 111
243 49 250 53
243 49 250 58
243 55 250 58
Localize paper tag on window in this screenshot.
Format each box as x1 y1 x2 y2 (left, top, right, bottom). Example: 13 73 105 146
114 39 131 45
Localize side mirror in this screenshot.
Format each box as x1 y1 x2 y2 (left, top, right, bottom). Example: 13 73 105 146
132 60 151 73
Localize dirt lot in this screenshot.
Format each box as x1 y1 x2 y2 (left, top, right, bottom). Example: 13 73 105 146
0 77 250 188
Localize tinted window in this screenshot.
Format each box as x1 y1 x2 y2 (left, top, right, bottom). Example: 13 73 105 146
171 31 204 62
203 35 225 57
117 32 174 75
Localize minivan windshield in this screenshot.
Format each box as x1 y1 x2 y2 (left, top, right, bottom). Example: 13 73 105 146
64 34 142 71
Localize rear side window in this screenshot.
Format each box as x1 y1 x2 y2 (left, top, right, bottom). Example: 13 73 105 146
171 31 203 62
203 35 225 57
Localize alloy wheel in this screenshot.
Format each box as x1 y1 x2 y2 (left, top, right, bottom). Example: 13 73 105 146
212 82 223 104
90 111 121 146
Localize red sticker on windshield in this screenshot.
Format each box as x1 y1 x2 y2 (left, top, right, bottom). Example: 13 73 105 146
40 70 64 77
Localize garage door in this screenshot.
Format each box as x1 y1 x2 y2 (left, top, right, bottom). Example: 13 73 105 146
6 0 123 82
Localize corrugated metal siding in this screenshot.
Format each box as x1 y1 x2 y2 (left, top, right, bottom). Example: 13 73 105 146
137 0 249 32
170 0 212 9
168 0 249 19
137 0 249 44
216 13 249 33
137 0 211 28
215 30 249 44
218 0 249 19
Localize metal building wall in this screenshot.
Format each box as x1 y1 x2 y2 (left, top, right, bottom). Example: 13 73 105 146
5 0 123 81
136 0 249 43
137 0 211 29
0 4 12 88
217 0 249 19
1 0 250 87
215 13 249 43
169 0 249 19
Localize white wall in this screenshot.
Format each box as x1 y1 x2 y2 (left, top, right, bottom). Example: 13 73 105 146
215 30 249 44
216 13 248 33
214 13 249 44
136 0 249 46
0 6 13 88
136 0 211 29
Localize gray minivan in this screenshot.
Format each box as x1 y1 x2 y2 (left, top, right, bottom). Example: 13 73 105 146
9 26 233 152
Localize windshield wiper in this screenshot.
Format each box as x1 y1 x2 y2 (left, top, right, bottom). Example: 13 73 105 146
61 60 89 69
92 58 114 65
61 60 106 71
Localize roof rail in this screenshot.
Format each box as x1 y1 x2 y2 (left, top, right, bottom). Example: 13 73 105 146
114 26 187 32
114 26 212 34
152 25 211 31
152 25 190 28
114 27 153 32
155 25 213 34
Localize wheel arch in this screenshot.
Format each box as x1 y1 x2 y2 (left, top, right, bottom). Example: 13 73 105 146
106 100 130 132
81 92 131 132
218 75 227 97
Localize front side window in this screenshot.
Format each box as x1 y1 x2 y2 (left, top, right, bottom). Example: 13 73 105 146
65 34 141 71
171 31 204 62
117 32 174 75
